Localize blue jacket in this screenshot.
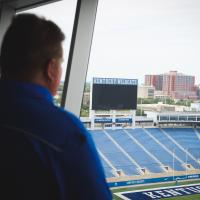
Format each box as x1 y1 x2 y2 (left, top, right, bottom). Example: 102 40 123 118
0 80 112 200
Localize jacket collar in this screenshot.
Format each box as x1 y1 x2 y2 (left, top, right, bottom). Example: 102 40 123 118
0 80 53 103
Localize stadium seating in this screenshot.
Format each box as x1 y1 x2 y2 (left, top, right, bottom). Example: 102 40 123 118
127 129 184 171
106 129 163 173
162 128 200 169
99 157 114 178
90 128 200 178
91 130 140 177
146 128 186 170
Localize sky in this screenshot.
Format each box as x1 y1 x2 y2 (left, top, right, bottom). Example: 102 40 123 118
23 0 200 84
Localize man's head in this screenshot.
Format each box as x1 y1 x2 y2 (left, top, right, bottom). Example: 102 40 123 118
0 13 65 95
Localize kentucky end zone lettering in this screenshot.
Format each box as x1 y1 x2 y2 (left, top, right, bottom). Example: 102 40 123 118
115 184 200 200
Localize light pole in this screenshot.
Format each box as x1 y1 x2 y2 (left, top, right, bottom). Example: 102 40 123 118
173 149 175 181
185 148 188 178
140 98 143 116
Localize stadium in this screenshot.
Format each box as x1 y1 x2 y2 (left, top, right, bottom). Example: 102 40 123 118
84 77 200 200
1 0 200 200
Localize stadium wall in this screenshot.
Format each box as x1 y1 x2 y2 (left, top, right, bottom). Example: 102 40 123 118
108 174 200 188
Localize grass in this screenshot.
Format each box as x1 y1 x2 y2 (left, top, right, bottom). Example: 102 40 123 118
111 180 200 200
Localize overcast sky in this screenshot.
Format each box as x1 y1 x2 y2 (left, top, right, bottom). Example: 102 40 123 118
25 0 200 84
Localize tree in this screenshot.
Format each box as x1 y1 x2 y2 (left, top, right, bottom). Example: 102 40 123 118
136 109 146 116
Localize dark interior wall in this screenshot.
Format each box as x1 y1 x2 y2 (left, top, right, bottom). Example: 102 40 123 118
0 0 61 48
0 3 14 51
0 0 60 11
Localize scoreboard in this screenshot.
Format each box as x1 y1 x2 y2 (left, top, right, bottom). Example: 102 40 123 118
92 78 138 110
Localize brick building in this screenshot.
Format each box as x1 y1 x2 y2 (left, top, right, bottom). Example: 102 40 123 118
145 71 197 99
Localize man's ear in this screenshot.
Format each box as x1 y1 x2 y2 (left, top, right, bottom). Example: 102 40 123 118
46 58 57 82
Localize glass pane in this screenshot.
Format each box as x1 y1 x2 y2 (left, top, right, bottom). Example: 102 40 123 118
87 0 200 82
179 116 187 121
81 0 200 118
80 0 200 185
18 0 77 106
160 116 169 121
188 116 196 121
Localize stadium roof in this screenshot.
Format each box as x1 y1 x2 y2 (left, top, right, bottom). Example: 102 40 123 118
157 111 200 115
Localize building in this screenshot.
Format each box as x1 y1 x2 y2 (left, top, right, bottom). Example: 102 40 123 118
82 92 90 106
138 85 155 98
145 74 163 90
197 85 200 99
145 71 197 99
145 111 200 126
154 90 170 100
138 102 187 113
190 102 200 112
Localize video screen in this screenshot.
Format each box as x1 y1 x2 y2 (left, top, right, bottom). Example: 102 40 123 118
92 83 137 110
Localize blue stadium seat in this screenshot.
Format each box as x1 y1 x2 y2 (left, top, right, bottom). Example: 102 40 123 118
90 128 200 178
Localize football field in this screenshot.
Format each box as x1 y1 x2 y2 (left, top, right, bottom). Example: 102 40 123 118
112 180 200 200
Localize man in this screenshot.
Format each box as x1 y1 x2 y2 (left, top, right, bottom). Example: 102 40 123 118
0 14 112 200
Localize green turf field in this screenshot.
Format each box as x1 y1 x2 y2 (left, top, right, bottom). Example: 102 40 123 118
164 194 200 200
111 180 200 200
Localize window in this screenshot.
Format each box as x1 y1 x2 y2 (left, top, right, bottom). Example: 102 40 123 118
19 0 77 106
188 116 196 121
170 116 178 121
160 116 169 121
179 116 187 121
81 0 200 119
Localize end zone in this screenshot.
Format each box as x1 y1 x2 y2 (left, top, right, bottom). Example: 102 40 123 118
115 183 200 200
